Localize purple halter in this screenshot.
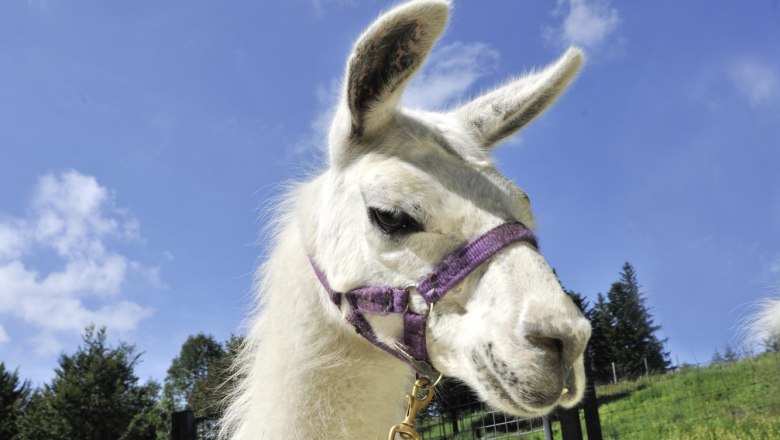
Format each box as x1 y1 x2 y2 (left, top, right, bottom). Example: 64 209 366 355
309 221 537 378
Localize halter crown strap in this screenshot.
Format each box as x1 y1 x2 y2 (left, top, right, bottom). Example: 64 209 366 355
309 221 537 374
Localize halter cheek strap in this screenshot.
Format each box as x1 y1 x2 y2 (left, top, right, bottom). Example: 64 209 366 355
309 221 537 377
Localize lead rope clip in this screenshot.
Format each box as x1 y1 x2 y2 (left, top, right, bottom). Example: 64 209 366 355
388 377 435 440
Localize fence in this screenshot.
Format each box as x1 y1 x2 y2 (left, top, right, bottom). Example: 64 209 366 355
172 352 780 439
172 400 591 440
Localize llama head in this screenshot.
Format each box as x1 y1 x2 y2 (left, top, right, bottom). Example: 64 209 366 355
307 0 591 416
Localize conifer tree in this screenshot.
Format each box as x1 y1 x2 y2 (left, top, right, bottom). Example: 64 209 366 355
0 363 31 439
605 262 670 379
16 326 160 440
589 292 615 382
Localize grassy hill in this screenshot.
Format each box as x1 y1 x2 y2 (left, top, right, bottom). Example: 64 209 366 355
417 352 780 439
593 352 780 439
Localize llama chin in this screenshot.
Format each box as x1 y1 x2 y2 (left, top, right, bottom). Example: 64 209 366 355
220 1 591 438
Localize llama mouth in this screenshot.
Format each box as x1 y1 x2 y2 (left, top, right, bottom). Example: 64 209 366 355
471 348 562 416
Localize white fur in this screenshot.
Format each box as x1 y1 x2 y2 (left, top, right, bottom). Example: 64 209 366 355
220 1 591 438
742 297 780 352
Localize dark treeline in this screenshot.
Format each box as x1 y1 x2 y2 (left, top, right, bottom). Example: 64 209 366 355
0 326 242 439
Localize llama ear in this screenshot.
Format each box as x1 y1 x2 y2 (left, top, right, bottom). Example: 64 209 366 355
454 47 584 149
330 0 449 152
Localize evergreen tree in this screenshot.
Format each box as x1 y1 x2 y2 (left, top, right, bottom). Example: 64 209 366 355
605 262 670 379
17 326 160 440
589 292 615 383
0 363 31 439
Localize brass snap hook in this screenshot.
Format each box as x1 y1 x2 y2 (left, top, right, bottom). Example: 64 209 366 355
388 377 435 440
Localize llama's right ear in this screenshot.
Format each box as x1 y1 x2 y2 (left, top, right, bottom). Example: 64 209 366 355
329 0 449 165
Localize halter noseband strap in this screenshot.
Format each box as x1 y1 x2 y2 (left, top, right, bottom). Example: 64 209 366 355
309 221 537 377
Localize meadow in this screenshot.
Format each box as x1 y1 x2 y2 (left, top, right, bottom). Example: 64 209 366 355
418 352 780 439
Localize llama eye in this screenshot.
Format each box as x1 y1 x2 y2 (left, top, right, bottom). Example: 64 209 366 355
368 208 422 234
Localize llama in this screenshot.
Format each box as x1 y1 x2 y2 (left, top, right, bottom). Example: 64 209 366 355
221 1 592 438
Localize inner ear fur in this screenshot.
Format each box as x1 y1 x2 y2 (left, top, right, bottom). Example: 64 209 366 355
454 47 584 149
344 0 449 137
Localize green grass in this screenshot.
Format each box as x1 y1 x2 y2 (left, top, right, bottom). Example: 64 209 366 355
416 352 780 439
593 352 780 439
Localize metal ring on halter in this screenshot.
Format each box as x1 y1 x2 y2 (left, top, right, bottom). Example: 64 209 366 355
403 285 434 318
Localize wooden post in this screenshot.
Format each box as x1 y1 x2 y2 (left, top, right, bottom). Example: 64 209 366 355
644 357 649 378
172 410 196 440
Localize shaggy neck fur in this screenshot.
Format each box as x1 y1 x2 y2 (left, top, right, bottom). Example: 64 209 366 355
222 181 413 439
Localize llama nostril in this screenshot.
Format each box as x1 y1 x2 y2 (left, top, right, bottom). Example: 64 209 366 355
526 335 564 358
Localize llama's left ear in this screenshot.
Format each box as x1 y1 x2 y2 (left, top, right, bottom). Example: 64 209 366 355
454 47 584 149
329 0 449 165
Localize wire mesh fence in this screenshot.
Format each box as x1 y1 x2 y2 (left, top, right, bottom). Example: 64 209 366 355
415 398 550 439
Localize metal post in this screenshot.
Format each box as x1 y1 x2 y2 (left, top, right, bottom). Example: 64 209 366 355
542 416 553 440
644 357 649 378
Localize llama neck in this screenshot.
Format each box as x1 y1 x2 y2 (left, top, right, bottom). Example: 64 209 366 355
230 215 412 439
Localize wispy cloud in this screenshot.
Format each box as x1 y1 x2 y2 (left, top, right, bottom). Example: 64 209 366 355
544 0 621 51
403 42 500 110
694 58 779 110
0 325 8 344
727 60 779 107
0 171 157 354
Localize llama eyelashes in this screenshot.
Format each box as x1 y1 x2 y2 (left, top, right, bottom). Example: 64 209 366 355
368 207 423 235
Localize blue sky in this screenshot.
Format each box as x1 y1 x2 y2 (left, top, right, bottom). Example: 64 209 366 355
1 0 778 385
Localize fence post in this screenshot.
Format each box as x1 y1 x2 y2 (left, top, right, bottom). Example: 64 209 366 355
583 355 603 440
611 362 617 384
542 416 553 440
172 410 196 440
559 407 583 440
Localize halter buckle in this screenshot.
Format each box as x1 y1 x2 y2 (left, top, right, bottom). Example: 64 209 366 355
393 341 442 386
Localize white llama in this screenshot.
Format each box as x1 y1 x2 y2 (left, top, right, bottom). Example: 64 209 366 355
221 1 592 438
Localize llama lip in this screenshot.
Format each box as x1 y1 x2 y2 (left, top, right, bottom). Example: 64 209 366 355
471 348 564 416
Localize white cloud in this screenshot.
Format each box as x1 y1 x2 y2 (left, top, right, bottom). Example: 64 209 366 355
545 0 621 51
727 60 779 107
0 325 8 344
0 171 156 354
403 42 500 110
